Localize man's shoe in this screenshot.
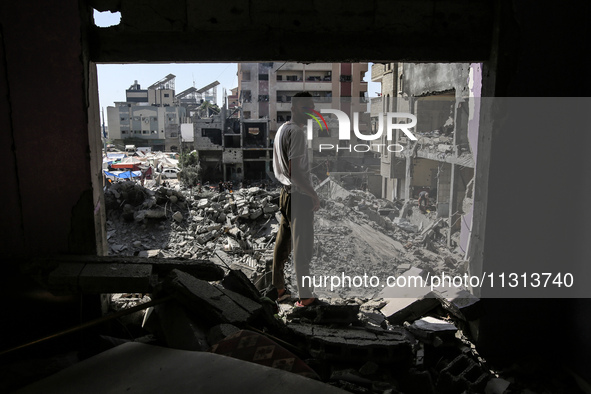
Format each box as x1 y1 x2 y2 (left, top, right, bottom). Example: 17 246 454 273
294 298 317 307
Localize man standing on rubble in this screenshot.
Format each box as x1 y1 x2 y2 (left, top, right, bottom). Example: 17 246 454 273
272 92 321 307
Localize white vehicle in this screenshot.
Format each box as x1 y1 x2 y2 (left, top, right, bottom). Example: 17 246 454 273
161 168 180 179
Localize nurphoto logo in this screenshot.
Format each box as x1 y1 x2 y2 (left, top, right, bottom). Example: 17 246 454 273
306 109 418 153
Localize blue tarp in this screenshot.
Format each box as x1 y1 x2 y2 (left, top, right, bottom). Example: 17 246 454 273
104 170 142 179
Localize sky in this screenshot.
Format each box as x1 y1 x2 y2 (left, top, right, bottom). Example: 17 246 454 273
94 10 380 126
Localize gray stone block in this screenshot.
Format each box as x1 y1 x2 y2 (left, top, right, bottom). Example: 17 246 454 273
288 304 360 325
166 269 257 326
381 293 440 325
221 269 261 302
287 323 412 365
78 263 152 293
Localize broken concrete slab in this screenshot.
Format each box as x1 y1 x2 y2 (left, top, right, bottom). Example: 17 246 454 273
406 317 457 346
196 232 216 244
434 288 483 322
287 323 413 366
394 217 418 233
249 208 263 220
221 269 261 302
380 293 440 326
228 261 257 279
152 259 225 282
165 269 259 326
227 226 243 239
138 249 164 258
288 304 360 325
47 262 85 294
358 310 386 328
215 284 263 318
58 255 225 282
72 263 152 294
224 237 241 251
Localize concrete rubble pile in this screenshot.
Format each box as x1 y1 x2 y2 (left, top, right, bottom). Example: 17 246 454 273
83 265 499 393
311 180 468 299
93 179 535 393
104 181 280 283
104 179 469 300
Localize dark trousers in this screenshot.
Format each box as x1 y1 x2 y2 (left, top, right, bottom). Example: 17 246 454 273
272 188 314 298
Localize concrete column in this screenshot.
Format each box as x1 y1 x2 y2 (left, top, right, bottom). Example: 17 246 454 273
447 163 460 246
404 153 413 201
88 64 109 256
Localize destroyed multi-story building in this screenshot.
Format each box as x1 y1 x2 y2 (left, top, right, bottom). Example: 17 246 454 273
234 62 382 187
371 63 477 251
193 62 374 183
192 104 270 182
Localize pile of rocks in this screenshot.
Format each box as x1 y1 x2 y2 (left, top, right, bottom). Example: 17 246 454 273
105 182 280 279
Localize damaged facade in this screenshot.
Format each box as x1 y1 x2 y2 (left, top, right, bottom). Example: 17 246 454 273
107 75 220 152
193 107 270 182
371 63 477 254
194 62 377 184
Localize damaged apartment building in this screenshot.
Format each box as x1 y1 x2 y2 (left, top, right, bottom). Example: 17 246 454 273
193 62 375 183
192 105 270 182
107 75 219 152
371 63 476 253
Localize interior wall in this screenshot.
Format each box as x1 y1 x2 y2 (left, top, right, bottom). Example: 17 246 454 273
410 158 436 196
474 0 591 380
0 0 95 264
